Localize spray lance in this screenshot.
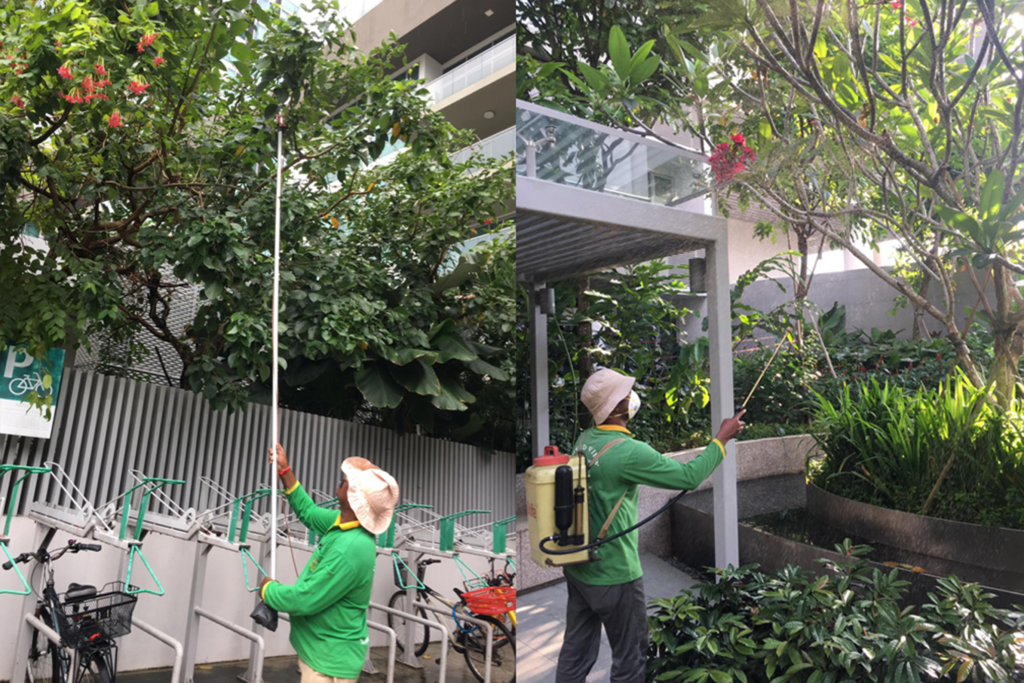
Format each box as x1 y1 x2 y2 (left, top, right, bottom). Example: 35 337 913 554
528 329 792 565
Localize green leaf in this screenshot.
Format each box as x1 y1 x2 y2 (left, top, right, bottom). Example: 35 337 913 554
608 25 631 80
390 359 441 396
436 334 478 363
981 170 1004 220
230 42 258 62
355 365 404 408
630 56 661 86
379 347 438 366
693 71 709 97
204 282 223 300
814 34 827 60
577 61 610 92
145 2 159 16
430 374 475 411
466 358 509 381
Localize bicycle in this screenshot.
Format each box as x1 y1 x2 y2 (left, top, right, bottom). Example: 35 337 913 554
386 557 516 683
9 372 44 397
3 539 137 683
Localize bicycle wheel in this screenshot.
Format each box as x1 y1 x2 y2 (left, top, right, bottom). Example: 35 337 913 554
27 606 68 683
78 650 114 683
462 613 515 683
387 591 429 657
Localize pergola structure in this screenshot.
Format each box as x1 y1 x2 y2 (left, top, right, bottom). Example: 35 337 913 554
516 100 739 568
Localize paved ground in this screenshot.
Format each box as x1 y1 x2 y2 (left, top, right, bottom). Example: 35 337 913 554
517 554 698 683
117 641 487 683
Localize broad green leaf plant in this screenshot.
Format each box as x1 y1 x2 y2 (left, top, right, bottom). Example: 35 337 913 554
0 0 514 441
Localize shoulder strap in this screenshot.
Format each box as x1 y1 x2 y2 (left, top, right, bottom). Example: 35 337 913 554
582 438 630 541
585 437 627 465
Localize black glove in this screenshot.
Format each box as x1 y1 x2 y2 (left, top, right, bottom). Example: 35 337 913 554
251 599 279 631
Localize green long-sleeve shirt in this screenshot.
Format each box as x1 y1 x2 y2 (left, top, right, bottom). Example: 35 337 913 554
262 482 376 679
564 425 725 586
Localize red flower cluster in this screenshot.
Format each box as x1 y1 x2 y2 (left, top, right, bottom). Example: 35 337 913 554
94 63 107 77
57 64 73 80
136 33 157 53
59 69 113 104
709 133 757 184
128 79 150 95
890 0 902 8
109 110 123 128
11 94 25 108
154 56 164 67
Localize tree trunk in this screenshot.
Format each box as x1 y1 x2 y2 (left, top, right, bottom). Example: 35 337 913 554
793 230 809 349
989 264 1024 406
912 272 932 340
576 276 592 429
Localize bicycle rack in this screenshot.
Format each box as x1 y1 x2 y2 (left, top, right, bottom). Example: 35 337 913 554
96 475 188 596
183 478 278 683
1 465 52 597
8 466 187 683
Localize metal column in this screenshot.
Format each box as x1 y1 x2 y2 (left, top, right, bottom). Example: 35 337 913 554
529 282 549 459
706 241 739 569
181 541 212 683
11 524 51 682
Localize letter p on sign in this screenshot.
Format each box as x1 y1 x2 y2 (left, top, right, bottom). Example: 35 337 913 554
3 348 34 379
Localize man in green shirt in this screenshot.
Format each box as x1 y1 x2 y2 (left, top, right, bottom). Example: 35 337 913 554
556 369 745 683
260 444 399 683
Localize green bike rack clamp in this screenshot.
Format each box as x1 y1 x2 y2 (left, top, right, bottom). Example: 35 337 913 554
125 541 166 596
117 477 187 542
1 465 52 539
0 537 32 596
453 553 488 590
227 488 274 545
240 545 268 593
392 551 425 590
439 509 490 552
378 503 432 549
492 516 515 554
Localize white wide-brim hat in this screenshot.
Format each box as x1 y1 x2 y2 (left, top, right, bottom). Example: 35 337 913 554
341 457 399 535
581 369 635 425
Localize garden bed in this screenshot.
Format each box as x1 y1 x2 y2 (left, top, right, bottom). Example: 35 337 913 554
671 477 1024 610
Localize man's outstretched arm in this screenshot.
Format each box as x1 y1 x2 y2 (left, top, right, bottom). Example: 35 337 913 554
269 444 338 536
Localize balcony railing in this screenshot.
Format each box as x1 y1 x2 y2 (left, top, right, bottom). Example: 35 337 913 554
425 36 515 104
452 127 515 165
515 100 712 212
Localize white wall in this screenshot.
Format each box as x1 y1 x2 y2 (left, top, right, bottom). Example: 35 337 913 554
0 515 495 675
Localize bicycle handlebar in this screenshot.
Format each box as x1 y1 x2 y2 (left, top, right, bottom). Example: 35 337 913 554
1 540 101 571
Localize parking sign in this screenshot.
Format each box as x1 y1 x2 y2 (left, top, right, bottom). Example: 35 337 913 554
0 346 65 439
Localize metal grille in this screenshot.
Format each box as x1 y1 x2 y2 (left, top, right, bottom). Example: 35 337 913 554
1 370 515 521
73 264 200 386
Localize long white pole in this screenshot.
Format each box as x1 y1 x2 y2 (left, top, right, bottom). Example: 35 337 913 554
270 120 283 580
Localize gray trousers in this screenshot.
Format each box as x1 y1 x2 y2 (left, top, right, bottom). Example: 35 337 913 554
555 573 649 683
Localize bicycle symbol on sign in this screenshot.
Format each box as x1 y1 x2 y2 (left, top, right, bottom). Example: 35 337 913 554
9 372 45 397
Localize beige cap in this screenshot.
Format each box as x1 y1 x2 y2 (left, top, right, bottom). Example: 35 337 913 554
581 369 635 425
341 457 400 535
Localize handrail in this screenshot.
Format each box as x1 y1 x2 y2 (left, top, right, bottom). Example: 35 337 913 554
132 617 184 683
194 606 264 683
369 600 450 683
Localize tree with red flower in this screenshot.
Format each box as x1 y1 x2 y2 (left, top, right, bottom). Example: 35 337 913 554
709 133 757 184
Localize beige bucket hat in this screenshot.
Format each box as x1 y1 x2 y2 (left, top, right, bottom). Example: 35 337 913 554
341 457 399 535
581 369 635 425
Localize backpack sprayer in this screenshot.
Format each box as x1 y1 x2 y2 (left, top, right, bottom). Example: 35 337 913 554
525 329 792 568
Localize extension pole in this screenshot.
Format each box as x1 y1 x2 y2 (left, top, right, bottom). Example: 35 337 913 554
270 117 284 581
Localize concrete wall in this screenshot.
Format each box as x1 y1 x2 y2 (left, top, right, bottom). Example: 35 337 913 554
515 435 817 591
0 515 494 676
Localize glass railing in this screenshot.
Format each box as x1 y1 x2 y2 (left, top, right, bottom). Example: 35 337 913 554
515 100 712 211
426 35 515 104
452 127 515 165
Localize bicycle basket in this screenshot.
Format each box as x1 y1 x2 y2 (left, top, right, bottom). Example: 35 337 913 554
53 581 138 649
463 586 516 616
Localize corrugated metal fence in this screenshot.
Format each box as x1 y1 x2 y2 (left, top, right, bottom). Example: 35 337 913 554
1 370 514 521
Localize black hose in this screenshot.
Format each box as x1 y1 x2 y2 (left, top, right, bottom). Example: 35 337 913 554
539 489 690 556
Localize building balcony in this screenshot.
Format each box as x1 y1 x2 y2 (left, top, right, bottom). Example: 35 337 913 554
425 34 514 103
515 100 712 215
424 35 514 140
452 126 515 165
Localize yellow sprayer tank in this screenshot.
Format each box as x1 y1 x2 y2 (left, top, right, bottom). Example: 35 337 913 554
525 446 590 567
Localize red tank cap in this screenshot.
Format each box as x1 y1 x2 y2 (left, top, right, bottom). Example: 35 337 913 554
533 445 570 467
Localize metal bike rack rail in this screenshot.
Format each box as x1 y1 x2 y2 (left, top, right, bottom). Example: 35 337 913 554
277 612 398 683
416 601 499 683
369 601 451 683
195 606 265 683
133 617 185 683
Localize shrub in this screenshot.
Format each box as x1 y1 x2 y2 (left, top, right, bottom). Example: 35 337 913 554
647 543 1024 683
808 374 1024 529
